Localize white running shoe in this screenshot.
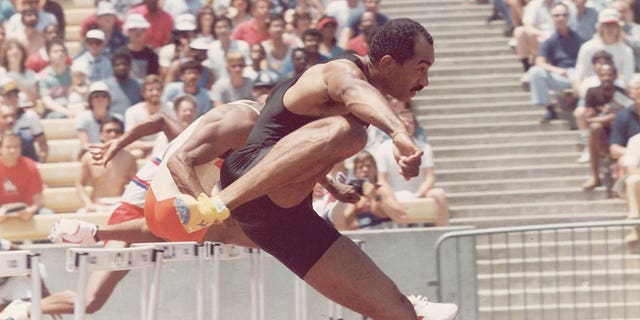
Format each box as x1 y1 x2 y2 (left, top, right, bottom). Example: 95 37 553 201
576 149 590 163
48 219 98 245
0 299 30 320
408 295 458 320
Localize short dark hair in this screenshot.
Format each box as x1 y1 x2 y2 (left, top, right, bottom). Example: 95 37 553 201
302 28 322 42
111 48 133 65
179 59 203 74
99 115 124 131
267 13 285 28
591 50 614 65
172 94 197 113
45 38 66 55
0 131 21 147
368 18 433 65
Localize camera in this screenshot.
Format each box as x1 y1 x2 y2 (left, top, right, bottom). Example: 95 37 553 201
347 179 366 196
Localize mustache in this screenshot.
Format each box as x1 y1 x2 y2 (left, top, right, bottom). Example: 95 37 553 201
412 86 424 92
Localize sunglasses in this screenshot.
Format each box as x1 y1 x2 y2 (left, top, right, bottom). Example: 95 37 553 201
230 64 245 69
552 13 569 17
92 92 110 98
103 128 123 134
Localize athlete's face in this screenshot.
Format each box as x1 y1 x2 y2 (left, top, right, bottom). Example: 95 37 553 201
384 36 434 102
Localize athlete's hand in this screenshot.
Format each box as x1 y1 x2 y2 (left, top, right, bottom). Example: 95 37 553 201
326 180 360 203
90 139 121 167
392 131 423 180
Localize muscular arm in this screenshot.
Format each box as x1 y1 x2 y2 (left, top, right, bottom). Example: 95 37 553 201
168 108 253 197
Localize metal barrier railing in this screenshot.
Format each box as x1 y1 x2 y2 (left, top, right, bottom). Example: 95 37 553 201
434 220 640 320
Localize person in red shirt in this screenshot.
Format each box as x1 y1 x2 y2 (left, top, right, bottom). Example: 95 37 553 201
231 0 271 46
0 132 51 223
127 0 174 49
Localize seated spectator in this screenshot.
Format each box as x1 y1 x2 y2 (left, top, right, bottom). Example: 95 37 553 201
76 81 120 156
245 42 268 80
104 49 143 117
121 13 159 81
329 150 408 230
316 15 344 59
25 24 69 73
287 47 308 79
0 132 53 223
38 39 72 119
611 0 640 70
158 13 196 81
285 6 313 47
1 39 39 102
573 0 598 42
11 7 45 56
0 102 37 161
231 0 270 46
513 0 578 72
339 0 388 49
149 94 198 154
618 132 640 243
72 29 113 82
41 0 64 37
67 62 90 115
282 28 326 76
76 116 136 214
163 0 203 19
524 3 584 123
3 84 47 162
574 9 634 97
325 0 363 45
610 74 640 181
211 51 253 107
582 64 630 189
195 6 216 45
5 0 57 35
261 13 297 77
164 37 213 88
79 1 124 39
161 60 212 116
0 1 14 26
128 0 174 50
127 74 176 157
251 69 279 102
90 1 128 57
206 15 251 81
375 107 450 227
225 0 252 27
346 10 378 56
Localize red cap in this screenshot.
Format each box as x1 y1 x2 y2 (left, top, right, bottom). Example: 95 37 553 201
317 16 338 29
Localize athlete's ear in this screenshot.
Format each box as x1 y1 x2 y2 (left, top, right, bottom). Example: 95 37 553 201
378 55 395 73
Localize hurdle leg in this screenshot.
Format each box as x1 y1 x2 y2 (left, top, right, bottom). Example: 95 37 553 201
140 267 149 320
29 254 42 320
257 249 265 320
197 244 205 320
74 253 89 320
211 244 221 320
147 248 164 320
250 249 259 320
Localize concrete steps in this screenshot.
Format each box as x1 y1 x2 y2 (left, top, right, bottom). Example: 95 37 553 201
427 130 578 147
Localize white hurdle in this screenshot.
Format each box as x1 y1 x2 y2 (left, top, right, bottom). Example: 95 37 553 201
0 250 42 320
65 246 161 320
131 242 205 320
205 242 264 320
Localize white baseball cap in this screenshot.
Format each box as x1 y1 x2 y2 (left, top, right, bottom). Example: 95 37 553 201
175 13 197 31
189 37 210 51
96 1 117 17
89 81 109 94
124 13 151 30
86 29 106 41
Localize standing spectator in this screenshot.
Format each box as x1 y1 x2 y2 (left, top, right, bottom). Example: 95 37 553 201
76 116 136 214
195 6 216 45
231 0 270 46
211 51 253 106
573 0 598 42
317 15 344 59
0 132 52 222
227 0 252 27
161 60 211 115
126 74 176 158
3 83 47 162
582 64 630 189
121 13 159 81
375 107 450 227
128 0 174 49
25 24 68 73
206 16 251 81
38 39 72 119
339 0 388 48
261 13 296 76
1 39 39 102
346 10 378 56
5 0 57 35
163 0 203 19
103 49 143 117
12 8 45 56
72 29 113 82
325 0 363 40
92 1 128 57
158 13 196 81
573 9 634 95
524 3 584 123
75 82 117 152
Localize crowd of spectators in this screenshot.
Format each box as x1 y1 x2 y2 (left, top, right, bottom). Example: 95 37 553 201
0 0 450 239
